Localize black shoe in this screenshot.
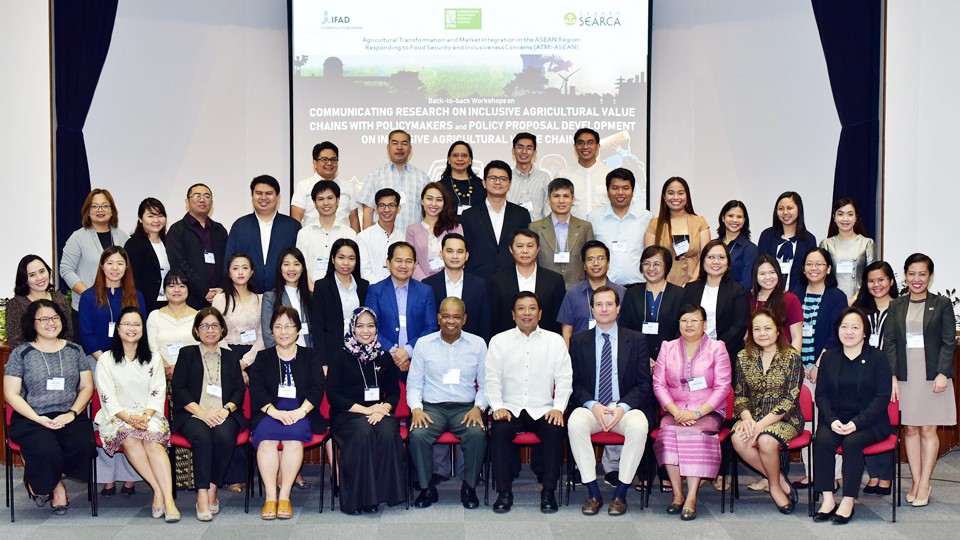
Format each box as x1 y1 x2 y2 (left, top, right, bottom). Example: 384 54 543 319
52 501 69 516
832 506 855 524
540 490 559 513
789 485 799 507
535 473 544 485
120 484 136 496
862 484 878 495
414 486 439 508
813 504 837 522
492 491 513 513
875 484 892 496
604 471 619 487
100 485 117 497
460 484 479 509
361 504 379 514
31 493 51 507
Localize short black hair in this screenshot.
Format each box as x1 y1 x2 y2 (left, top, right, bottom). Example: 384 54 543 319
387 241 416 262
20 298 67 342
250 174 281 195
483 160 513 182
312 141 339 159
441 232 467 251
798 247 839 289
834 306 870 344
512 291 540 310
270 305 303 333
512 228 540 248
375 188 401 205
574 127 600 144
548 177 574 195
512 132 537 149
193 307 228 342
186 183 211 199
904 252 934 274
678 303 707 322
606 168 635 189
163 269 190 290
580 240 609 263
641 245 673 276
311 179 341 200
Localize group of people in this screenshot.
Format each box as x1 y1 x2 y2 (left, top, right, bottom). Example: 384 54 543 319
3 128 955 524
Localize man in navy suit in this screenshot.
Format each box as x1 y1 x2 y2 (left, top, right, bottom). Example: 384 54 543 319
366 241 438 379
224 175 301 292
568 285 653 516
422 233 491 342
461 160 532 277
488 229 566 335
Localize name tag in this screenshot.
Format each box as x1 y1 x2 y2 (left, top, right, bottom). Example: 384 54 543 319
204 251 216 264
166 342 184 358
907 333 924 349
612 241 627 253
240 330 257 343
300 325 309 335
673 239 690 256
868 334 880 348
554 252 570 264
316 257 329 272
457 205 471 215
364 387 380 401
107 321 116 338
157 289 166 301
779 260 792 274
588 319 597 330
398 315 407 328
836 260 854 274
442 368 461 385
278 384 297 399
46 377 65 391
802 324 814 338
687 376 707 391
642 322 660 335
429 257 444 271
206 383 223 397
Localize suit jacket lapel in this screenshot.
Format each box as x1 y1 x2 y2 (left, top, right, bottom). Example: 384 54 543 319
585 329 599 391
923 295 936 331
540 221 558 253
476 205 498 247
716 281 732 319
568 219 584 253
616 330 630 389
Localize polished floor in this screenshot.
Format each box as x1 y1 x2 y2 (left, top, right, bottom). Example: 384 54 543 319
3 453 960 539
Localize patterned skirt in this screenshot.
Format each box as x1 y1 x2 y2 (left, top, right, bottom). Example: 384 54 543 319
654 412 724 478
99 414 170 456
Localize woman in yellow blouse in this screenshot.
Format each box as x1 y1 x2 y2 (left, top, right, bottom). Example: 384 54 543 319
644 177 711 286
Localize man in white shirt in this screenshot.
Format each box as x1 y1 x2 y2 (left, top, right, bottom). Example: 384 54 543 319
486 291 572 514
358 130 430 232
296 180 357 282
557 127 612 220
290 141 360 231
357 188 404 283
508 132 550 219
588 168 653 286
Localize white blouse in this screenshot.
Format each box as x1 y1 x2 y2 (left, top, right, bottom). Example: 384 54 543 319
146 308 199 365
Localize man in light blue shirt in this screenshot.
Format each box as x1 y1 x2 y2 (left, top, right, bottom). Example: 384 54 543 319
587 168 652 286
408 297 488 509
358 129 430 232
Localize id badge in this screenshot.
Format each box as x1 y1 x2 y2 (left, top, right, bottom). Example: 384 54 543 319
457 205 471 215
588 319 597 330
779 260 792 274
166 342 183 358
802 324 814 338
364 387 380 401
46 377 65 391
836 260 854 274
442 368 461 385
554 252 570 264
206 384 223 397
612 241 627 253
204 251 216 264
278 384 297 399
642 322 660 335
240 330 257 343
429 257 444 271
687 376 707 391
107 321 116 338
673 239 690 256
316 258 328 272
868 334 880 348
907 333 924 349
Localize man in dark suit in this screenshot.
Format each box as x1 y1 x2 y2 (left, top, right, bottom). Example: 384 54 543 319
166 183 229 309
224 175 301 292
489 229 565 335
366 241 438 379
461 160 531 277
422 233 491 342
568 285 653 516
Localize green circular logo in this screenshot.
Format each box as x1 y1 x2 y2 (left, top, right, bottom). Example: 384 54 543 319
564 13 577 26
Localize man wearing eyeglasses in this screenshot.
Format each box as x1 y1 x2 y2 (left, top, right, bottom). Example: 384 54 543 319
358 130 430 232
291 141 361 232
557 127 612 220
166 183 229 309
357 188 404 283
508 132 550 220
461 160 531 277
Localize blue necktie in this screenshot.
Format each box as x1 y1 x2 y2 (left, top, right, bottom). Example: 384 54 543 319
776 237 796 262
598 333 613 405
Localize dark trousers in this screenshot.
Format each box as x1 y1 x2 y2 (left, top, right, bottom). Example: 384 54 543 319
9 411 96 494
408 402 486 489
813 424 882 498
490 410 565 492
178 416 239 489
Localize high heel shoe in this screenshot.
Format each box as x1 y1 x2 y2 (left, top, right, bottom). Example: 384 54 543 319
832 506 855 524
912 486 932 507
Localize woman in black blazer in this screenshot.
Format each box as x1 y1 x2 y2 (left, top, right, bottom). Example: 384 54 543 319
621 245 684 364
125 198 170 314
312 238 368 361
812 307 892 524
884 253 956 507
247 306 326 519
756 191 817 292
170 307 246 521
682 240 749 361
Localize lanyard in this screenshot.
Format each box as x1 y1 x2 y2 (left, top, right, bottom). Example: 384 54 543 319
201 350 221 387
278 354 296 386
642 287 664 323
38 348 64 377
683 338 706 382
356 358 379 390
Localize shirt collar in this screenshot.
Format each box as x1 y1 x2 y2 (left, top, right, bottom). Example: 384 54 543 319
256 211 277 225
391 277 409 291
552 213 570 227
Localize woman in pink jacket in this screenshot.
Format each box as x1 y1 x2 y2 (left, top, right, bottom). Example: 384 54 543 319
653 304 733 521
405 182 463 281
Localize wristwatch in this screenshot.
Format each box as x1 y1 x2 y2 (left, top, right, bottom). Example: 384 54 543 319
694 409 703 418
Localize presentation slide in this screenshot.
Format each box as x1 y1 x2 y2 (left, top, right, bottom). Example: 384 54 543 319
291 1 650 203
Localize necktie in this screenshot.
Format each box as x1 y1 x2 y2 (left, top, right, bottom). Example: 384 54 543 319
598 333 613 405
776 237 796 262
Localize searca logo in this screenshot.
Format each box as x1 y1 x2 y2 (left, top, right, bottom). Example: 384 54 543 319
564 11 622 27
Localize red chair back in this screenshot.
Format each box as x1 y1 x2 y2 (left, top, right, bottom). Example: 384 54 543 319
319 391 331 419
799 384 813 422
5 403 13 427
395 381 411 419
91 390 102 418
724 391 735 421
242 387 252 419
887 399 900 427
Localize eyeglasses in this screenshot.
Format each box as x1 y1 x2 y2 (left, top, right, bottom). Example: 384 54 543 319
680 319 704 325
804 262 827 269
641 261 664 269
585 256 607 264
35 315 61 325
376 203 399 210
189 193 213 201
198 323 222 331
119 322 142 328
273 324 299 332
90 204 112 211
316 157 339 163
485 176 510 184
574 140 597 147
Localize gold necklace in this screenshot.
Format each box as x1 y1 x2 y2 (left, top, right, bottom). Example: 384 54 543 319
450 178 473 202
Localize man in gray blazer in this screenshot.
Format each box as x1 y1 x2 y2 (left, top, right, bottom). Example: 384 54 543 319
529 177 594 290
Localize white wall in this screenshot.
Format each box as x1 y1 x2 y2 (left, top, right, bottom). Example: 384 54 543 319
650 0 840 241
884 0 960 292
0 2 53 296
84 0 290 232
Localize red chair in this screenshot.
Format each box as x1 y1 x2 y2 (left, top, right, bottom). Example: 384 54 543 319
835 399 900 522
564 430 626 505
729 384 814 515
4 404 96 521
168 388 253 513
647 391 735 512
483 430 567 507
